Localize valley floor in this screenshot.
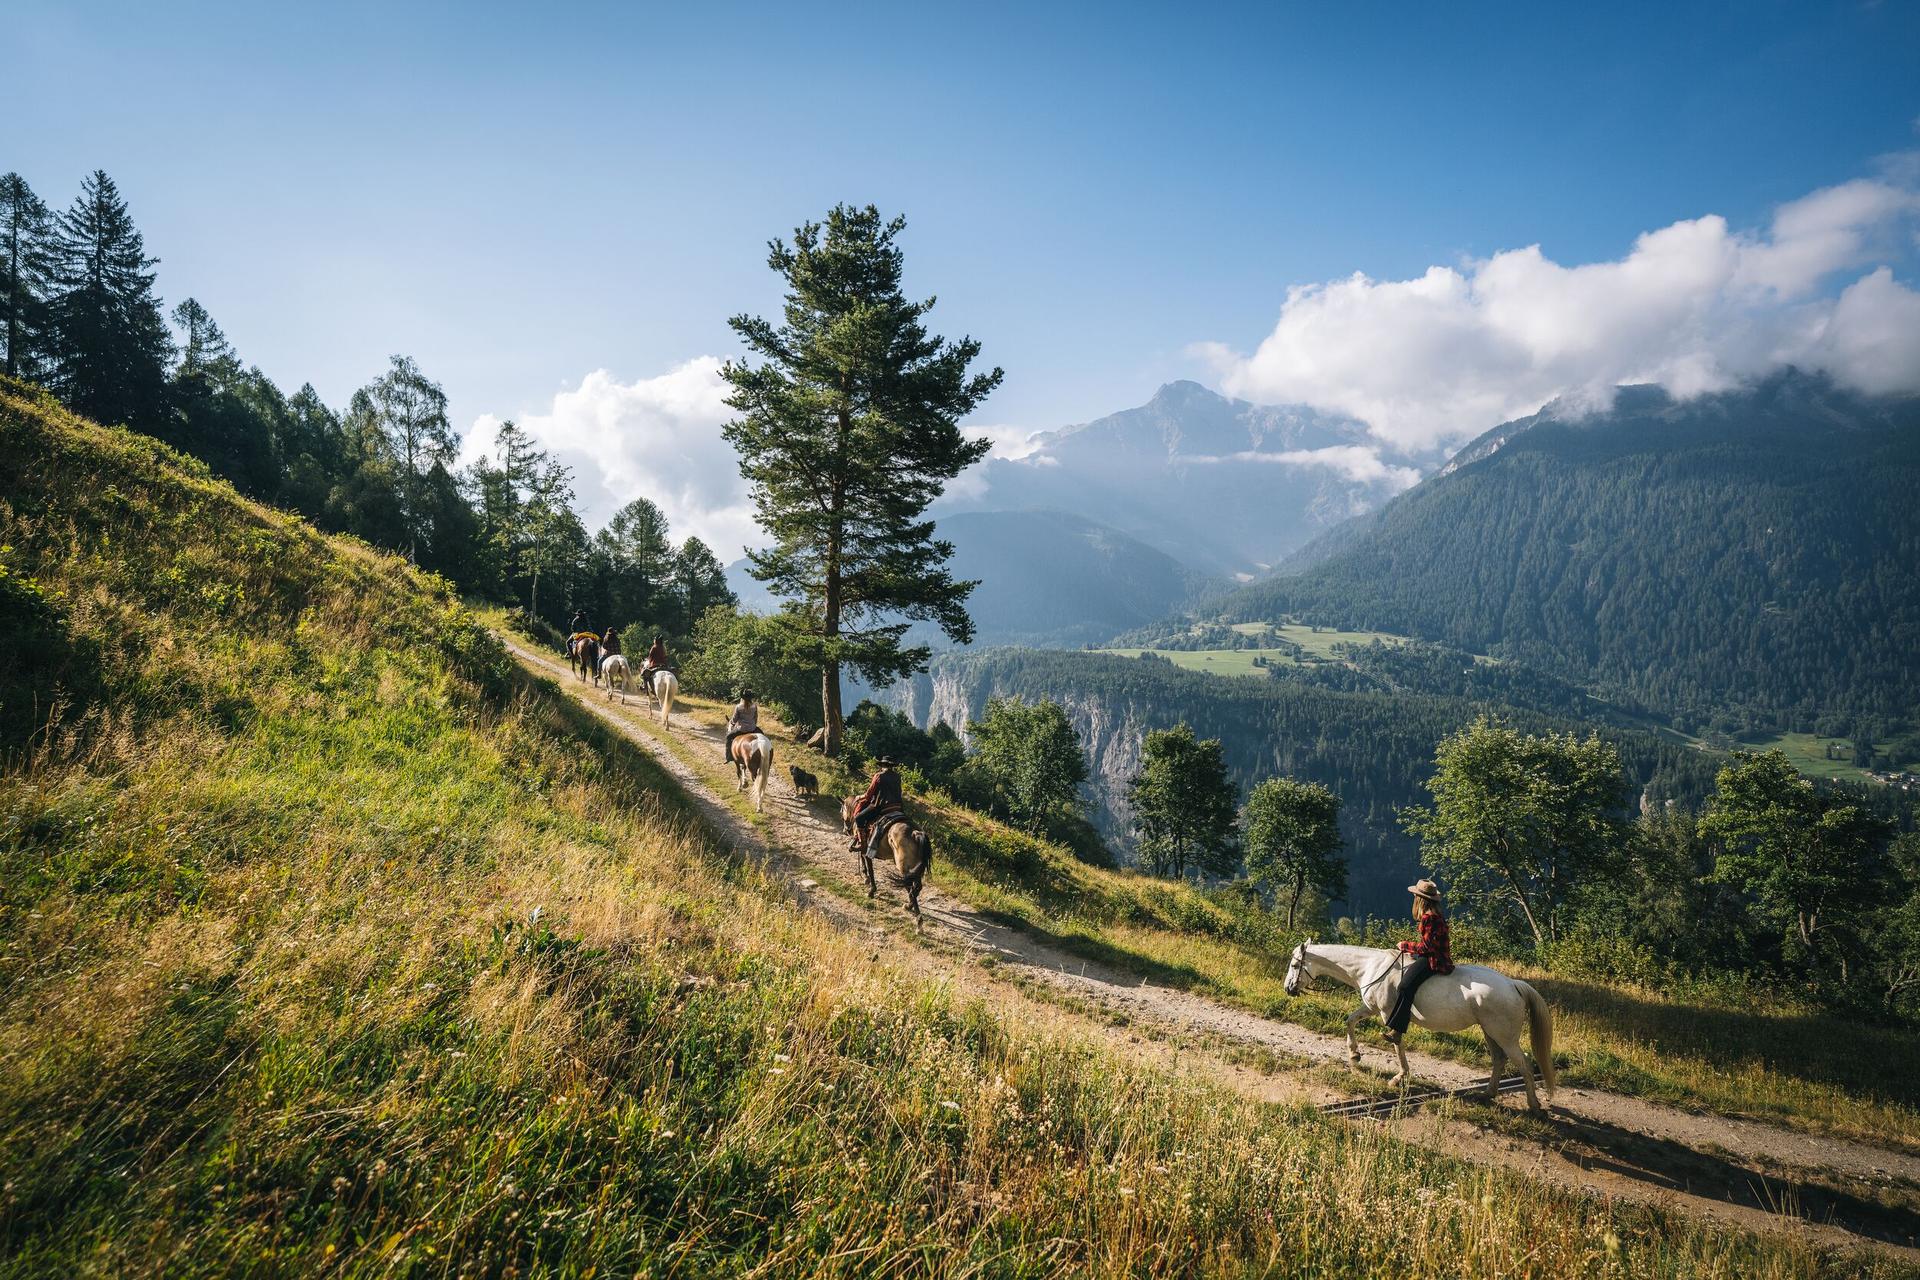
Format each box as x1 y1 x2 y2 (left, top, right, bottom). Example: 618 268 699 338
503 635 1920 1261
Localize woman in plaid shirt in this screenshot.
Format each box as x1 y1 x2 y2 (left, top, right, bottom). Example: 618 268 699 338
1385 877 1452 1043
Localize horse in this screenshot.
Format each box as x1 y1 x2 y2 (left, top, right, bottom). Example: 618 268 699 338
843 796 933 921
729 731 773 812
567 633 601 686
1283 940 1556 1111
648 669 678 726
600 653 632 703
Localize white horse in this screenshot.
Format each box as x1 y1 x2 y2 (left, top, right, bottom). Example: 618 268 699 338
1284 941 1556 1110
730 731 772 812
600 653 632 703
648 669 677 726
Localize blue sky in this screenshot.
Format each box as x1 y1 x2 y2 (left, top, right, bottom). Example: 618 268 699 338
8 1 1919 550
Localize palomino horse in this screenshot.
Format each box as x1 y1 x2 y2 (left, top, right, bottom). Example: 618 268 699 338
648 669 678 726
842 797 933 921
729 731 773 812
600 653 632 703
567 633 601 686
1284 941 1556 1110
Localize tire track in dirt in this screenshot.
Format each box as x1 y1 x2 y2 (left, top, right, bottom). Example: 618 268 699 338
505 636 1920 1257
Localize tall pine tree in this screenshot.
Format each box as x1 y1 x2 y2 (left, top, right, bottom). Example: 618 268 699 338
46 171 171 429
722 205 1002 753
0 173 53 380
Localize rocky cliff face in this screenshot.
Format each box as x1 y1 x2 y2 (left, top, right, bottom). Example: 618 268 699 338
891 657 1150 853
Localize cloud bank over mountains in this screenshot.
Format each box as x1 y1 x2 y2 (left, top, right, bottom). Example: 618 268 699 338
477 167 1919 551
1197 168 1920 453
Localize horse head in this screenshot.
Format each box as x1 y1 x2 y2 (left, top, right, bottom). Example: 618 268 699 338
1284 938 1315 997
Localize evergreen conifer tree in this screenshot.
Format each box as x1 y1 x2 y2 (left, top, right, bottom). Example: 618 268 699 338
46 170 171 428
0 173 53 380
722 205 1002 754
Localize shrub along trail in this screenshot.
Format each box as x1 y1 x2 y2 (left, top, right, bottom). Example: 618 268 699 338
503 636 1920 1258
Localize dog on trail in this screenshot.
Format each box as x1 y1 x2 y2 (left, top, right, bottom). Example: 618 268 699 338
788 765 819 799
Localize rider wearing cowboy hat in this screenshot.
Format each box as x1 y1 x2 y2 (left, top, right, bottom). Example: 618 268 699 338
850 755 905 854
1384 878 1454 1044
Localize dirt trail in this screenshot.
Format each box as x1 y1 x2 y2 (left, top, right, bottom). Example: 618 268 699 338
506 638 1920 1257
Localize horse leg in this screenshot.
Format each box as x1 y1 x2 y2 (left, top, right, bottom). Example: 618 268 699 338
1493 1029 1541 1110
1344 1004 1370 1067
1388 1035 1411 1088
1483 1030 1507 1101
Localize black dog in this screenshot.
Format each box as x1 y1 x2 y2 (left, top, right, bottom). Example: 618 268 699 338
788 765 819 799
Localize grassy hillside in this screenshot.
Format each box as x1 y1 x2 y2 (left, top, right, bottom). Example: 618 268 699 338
0 380 1908 1277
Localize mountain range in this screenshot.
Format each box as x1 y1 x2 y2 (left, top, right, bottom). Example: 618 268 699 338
1226 371 1920 727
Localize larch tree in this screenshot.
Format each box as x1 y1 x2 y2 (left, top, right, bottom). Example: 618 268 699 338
673 536 733 627
360 355 455 563
1 173 53 380
45 170 171 429
721 204 1002 754
1242 777 1346 927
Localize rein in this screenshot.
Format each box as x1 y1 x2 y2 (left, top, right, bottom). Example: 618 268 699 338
1359 950 1407 999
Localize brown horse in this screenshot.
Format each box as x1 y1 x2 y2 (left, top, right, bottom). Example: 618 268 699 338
730 731 773 812
843 796 933 920
567 632 601 685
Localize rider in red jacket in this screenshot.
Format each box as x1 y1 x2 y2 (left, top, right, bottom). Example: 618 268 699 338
1385 878 1452 1043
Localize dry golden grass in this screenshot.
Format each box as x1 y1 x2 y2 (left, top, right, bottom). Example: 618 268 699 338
1 381 1911 1276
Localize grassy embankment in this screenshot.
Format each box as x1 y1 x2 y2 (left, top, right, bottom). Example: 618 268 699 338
1 381 1911 1277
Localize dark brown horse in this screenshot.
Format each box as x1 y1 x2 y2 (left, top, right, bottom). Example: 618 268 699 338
843 796 933 920
567 632 601 685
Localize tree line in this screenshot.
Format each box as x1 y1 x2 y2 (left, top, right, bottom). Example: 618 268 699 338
0 169 731 640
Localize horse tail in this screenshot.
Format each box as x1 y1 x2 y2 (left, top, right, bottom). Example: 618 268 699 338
916 829 933 871
1516 979 1556 1097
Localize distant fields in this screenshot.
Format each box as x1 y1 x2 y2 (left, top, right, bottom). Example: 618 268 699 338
1739 731 1876 783
1099 622 1410 678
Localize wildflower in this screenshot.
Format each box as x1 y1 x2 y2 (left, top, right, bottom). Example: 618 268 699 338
940 1100 961 1112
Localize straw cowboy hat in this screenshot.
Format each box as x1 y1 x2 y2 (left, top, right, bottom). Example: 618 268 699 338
1407 878 1442 903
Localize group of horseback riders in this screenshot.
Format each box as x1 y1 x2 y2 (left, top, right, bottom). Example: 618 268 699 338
567 610 672 693
720 687 905 857
564 609 1456 1013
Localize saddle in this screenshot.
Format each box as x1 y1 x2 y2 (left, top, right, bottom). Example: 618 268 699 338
862 809 909 859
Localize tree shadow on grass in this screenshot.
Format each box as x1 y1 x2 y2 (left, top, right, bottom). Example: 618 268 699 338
1532 974 1920 1114
1469 1104 1920 1250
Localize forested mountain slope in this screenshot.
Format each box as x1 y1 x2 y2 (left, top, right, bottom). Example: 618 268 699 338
728 508 1214 648
1224 372 1920 728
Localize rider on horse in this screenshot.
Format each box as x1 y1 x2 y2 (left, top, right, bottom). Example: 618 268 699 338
724 690 758 762
601 626 622 657
641 634 671 693
1384 878 1453 1043
569 609 591 638
849 756 904 855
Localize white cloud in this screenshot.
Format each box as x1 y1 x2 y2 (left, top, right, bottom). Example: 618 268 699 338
1180 444 1422 490
463 357 757 559
1203 169 1920 452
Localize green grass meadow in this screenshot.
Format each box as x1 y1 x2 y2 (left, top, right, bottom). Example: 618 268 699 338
2 383 1914 1276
